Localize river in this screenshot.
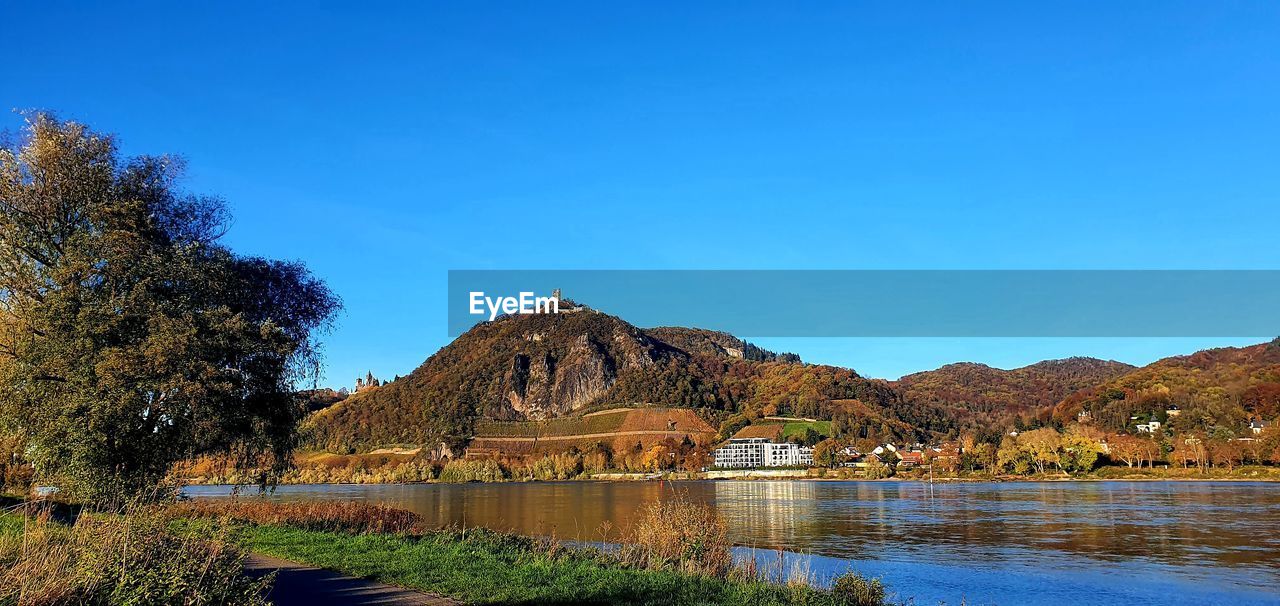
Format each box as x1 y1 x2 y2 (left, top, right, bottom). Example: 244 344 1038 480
185 480 1280 605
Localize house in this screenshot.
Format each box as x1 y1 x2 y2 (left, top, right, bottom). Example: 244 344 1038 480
1077 410 1093 423
898 451 926 468
1136 420 1162 434
1166 406 1182 417
1250 419 1271 435
872 443 899 458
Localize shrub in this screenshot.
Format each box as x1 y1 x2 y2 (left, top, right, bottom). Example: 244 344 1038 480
438 459 506 483
830 571 886 606
619 495 732 578
0 507 270 605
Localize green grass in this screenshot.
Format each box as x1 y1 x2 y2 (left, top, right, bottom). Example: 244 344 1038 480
187 520 845 606
781 421 832 441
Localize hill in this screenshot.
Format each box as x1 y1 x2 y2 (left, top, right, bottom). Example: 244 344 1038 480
304 309 932 453
1053 339 1280 433
895 357 1135 428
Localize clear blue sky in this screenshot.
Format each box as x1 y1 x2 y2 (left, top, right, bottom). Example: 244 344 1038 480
5 2 1277 386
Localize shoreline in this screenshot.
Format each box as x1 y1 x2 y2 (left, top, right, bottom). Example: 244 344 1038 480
180 468 1280 489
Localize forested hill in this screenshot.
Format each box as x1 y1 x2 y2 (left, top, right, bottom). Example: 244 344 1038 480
303 308 934 453
1053 339 1280 432
895 357 1135 428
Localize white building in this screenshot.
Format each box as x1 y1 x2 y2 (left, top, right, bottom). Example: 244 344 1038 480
1136 420 1162 433
765 442 814 467
714 438 813 469
713 438 767 468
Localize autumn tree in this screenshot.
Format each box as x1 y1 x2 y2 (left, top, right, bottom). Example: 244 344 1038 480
813 439 841 468
0 114 339 504
1060 430 1103 473
1108 435 1146 468
1019 428 1063 474
1241 384 1280 420
997 436 1032 475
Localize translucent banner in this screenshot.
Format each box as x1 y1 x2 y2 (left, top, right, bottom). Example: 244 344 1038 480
447 270 1280 338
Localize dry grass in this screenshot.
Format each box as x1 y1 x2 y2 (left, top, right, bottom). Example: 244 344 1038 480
0 504 269 605
171 499 425 535
619 494 734 578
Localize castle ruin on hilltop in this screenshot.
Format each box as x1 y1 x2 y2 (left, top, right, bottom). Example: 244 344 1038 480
355 371 381 392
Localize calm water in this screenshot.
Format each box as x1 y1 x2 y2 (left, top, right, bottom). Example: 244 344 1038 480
185 481 1280 605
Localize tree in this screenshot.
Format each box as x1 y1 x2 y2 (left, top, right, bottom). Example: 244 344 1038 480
1060 431 1103 473
1109 435 1146 468
1019 428 1063 474
1208 438 1244 471
791 426 822 447
813 438 841 468
0 114 339 504
997 436 1032 475
864 455 892 479
1242 384 1280 420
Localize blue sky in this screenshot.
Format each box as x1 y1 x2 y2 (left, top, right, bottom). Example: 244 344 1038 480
5 2 1277 385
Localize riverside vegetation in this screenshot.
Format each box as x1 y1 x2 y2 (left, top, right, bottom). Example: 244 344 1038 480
1 497 894 606
0 500 270 605
169 499 892 606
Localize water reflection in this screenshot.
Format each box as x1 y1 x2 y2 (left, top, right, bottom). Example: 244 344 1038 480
186 481 1280 605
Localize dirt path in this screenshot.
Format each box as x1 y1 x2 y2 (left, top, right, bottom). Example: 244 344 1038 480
245 554 460 606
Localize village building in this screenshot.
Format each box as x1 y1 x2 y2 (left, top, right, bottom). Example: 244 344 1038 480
1135 420 1162 434
898 450 926 468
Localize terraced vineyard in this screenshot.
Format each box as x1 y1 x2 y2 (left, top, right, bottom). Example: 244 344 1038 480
468 407 716 459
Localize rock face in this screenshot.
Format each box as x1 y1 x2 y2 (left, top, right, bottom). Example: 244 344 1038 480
497 322 677 419
504 334 622 419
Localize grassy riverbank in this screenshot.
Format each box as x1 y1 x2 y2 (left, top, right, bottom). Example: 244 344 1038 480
173 500 893 606
2 499 893 606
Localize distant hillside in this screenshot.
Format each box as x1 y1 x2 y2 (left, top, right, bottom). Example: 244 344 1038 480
896 357 1135 427
643 327 801 363
1054 339 1280 433
304 309 930 453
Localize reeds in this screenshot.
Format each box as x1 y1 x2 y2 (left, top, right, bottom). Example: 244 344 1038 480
172 499 425 534
618 494 734 578
0 504 270 605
